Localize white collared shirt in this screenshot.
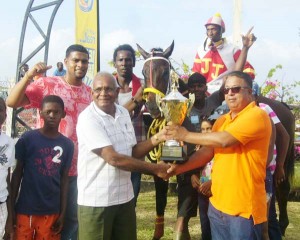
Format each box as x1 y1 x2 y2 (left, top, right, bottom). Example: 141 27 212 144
77 102 136 207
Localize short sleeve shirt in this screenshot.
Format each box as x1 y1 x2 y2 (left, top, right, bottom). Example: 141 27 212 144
77 102 136 207
25 76 92 176
210 102 271 224
15 130 74 215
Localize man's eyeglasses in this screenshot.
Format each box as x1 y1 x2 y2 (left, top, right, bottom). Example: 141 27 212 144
223 86 250 95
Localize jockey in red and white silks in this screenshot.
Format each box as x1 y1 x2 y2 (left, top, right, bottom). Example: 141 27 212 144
192 13 255 94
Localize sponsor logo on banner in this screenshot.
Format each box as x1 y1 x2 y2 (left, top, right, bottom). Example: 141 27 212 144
76 0 98 86
78 0 93 12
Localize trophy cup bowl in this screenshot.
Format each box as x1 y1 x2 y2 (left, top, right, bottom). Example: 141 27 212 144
156 84 195 162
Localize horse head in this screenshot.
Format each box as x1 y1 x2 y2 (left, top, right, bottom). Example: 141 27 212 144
136 41 174 118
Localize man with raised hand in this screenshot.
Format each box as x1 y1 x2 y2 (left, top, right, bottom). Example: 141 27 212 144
6 44 92 240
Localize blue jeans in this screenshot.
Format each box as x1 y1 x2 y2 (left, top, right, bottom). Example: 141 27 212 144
131 172 141 206
198 193 211 240
268 190 282 240
208 202 262 240
61 176 78 240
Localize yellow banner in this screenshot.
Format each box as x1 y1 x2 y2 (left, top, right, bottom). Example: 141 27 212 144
75 0 99 86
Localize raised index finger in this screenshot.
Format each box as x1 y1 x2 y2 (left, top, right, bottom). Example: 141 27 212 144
246 26 254 36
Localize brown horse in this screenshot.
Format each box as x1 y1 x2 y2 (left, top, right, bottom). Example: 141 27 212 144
137 41 175 164
137 41 175 240
257 96 295 236
137 41 295 238
137 41 174 119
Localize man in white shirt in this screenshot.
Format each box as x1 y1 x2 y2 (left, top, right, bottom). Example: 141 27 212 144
76 72 169 240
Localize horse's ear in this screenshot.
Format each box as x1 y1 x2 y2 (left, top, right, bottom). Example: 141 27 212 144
136 43 150 59
163 40 174 59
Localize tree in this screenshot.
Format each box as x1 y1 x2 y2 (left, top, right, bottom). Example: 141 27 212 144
260 65 300 124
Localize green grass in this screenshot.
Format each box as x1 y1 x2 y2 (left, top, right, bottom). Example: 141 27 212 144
291 161 300 189
136 188 300 240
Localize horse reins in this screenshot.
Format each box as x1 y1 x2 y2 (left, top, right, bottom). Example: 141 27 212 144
142 53 172 162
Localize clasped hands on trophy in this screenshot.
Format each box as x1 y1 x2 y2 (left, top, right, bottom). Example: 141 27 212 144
157 121 189 180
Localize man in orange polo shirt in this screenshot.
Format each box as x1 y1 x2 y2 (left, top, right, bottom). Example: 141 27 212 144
165 71 271 239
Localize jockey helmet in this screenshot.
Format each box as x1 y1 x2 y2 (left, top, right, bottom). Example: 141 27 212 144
205 13 225 33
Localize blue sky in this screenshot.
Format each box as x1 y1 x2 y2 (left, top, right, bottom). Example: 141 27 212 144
1 0 300 96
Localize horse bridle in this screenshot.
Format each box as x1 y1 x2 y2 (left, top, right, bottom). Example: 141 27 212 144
142 55 171 101
142 53 172 162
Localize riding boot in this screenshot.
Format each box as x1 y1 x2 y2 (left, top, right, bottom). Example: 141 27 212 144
153 215 164 240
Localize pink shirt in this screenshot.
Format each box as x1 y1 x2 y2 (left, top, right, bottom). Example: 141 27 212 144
25 76 92 176
259 103 279 174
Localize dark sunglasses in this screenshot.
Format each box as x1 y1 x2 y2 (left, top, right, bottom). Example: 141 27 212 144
223 86 250 94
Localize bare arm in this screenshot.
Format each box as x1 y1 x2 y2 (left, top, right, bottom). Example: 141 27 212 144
267 120 276 166
234 27 256 71
167 146 214 176
59 168 69 219
6 62 52 108
122 86 144 112
132 127 166 158
6 73 31 108
51 167 69 234
93 146 169 178
274 123 290 185
165 123 240 148
10 161 24 230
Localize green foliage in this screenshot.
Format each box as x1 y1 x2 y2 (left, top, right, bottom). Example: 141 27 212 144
292 162 300 189
267 64 282 78
181 61 191 75
260 65 300 122
107 60 114 68
172 59 191 75
261 65 300 103
281 81 300 105
135 50 141 59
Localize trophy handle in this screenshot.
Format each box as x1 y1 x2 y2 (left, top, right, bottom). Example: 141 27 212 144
186 93 195 117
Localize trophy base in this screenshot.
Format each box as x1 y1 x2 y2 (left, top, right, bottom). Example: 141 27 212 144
161 145 187 163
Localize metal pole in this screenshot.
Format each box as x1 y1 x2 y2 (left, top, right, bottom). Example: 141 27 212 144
233 0 242 47
11 0 64 138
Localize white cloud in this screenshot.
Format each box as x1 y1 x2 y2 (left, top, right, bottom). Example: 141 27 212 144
0 27 74 79
48 28 74 74
0 37 19 79
249 38 300 85
99 29 136 72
